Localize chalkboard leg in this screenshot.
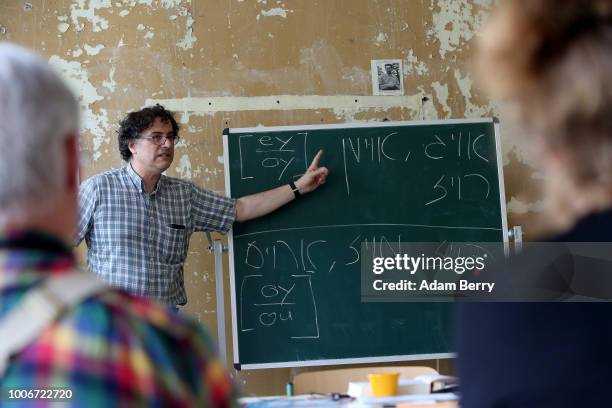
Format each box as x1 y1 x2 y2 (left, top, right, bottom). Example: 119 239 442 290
508 226 523 254
208 232 230 366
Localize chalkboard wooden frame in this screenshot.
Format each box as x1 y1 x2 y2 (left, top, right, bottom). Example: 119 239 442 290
223 118 508 369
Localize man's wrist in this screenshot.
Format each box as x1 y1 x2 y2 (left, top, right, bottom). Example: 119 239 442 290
289 182 301 198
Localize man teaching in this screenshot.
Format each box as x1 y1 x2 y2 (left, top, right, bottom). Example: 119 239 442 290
76 104 328 308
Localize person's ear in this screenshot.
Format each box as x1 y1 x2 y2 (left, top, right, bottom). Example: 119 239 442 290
65 133 79 191
129 139 137 156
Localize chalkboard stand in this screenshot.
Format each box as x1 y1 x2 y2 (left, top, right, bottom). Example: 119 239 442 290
508 225 523 252
206 232 229 366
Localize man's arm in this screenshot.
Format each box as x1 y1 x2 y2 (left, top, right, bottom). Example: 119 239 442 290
74 177 97 246
235 150 328 222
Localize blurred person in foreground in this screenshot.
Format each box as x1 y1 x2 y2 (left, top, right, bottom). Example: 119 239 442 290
0 43 236 407
457 1 612 407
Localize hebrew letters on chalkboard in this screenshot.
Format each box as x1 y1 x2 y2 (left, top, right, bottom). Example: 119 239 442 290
223 118 508 369
233 126 495 207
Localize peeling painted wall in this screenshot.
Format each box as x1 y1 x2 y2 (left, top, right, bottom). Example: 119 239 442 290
1 0 547 396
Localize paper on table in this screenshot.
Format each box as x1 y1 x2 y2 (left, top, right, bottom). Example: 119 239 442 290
396 402 458 408
358 392 458 405
239 394 341 408
413 375 457 385
348 379 430 398
348 375 458 399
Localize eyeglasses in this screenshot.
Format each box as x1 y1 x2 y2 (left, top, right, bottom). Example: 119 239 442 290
139 134 180 145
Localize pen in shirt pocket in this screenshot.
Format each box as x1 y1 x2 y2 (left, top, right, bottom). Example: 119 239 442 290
167 223 186 230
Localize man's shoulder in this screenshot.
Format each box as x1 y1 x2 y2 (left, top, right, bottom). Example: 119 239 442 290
82 167 126 187
162 174 194 188
161 176 228 198
161 175 208 195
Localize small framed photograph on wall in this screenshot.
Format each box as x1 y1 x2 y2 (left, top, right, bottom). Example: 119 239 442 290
371 59 403 96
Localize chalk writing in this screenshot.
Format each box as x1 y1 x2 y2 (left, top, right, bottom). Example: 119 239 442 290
243 239 332 274
238 132 309 181
341 132 405 195
239 274 319 339
423 132 488 162
425 173 491 206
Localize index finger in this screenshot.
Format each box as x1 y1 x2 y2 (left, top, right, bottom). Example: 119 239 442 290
308 149 324 170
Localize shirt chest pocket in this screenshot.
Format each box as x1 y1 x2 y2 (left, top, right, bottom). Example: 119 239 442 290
159 223 188 264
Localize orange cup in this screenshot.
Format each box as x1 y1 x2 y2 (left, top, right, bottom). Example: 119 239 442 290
368 373 400 397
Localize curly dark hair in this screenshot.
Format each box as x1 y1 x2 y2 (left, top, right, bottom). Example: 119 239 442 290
117 104 180 161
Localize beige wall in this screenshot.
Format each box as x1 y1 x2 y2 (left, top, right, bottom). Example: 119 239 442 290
1 0 546 396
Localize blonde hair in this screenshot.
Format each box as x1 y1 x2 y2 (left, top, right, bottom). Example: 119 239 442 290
477 0 612 187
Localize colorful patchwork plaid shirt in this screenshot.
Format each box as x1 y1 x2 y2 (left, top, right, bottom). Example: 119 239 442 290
0 230 238 408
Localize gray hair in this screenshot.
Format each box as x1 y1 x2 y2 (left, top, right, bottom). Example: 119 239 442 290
0 43 79 223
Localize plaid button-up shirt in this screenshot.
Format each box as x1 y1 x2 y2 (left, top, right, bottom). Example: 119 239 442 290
76 164 236 305
0 230 237 408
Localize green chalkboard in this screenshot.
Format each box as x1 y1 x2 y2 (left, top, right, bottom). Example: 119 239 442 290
223 118 507 369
